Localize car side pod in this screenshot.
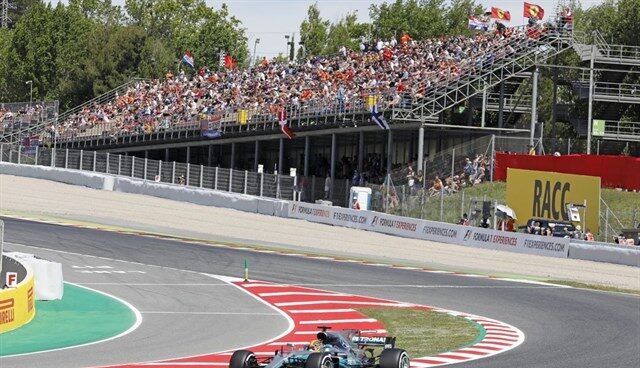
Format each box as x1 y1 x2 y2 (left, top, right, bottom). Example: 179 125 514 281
305 352 334 368
230 350 259 368
379 349 409 368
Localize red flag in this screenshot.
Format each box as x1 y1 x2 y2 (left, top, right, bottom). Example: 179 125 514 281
491 7 511 21
523 2 544 19
278 109 295 139
224 54 236 69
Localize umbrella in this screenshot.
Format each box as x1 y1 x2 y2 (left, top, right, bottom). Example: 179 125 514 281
496 204 517 219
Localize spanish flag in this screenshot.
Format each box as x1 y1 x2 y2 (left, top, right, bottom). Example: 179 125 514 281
491 7 511 21
523 2 545 19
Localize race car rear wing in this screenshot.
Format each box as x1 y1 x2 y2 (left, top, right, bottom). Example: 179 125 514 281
351 336 396 348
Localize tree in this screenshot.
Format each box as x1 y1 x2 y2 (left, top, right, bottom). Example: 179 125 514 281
299 3 330 57
369 0 448 40
325 12 369 55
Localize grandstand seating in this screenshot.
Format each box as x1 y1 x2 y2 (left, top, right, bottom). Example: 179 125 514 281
11 20 572 146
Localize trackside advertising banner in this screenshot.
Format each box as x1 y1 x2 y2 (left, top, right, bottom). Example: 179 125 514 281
288 202 569 258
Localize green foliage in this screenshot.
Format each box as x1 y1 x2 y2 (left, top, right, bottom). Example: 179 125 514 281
0 0 248 109
299 3 330 57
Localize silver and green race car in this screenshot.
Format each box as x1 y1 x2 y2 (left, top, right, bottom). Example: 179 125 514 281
229 326 410 368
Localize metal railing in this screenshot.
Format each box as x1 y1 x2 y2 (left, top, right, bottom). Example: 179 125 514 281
0 144 296 201
598 121 640 141
1 79 147 144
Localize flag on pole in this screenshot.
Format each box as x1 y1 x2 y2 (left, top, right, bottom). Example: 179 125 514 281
278 109 295 139
224 54 236 69
523 2 545 20
182 51 194 69
491 7 511 21
371 105 390 130
468 16 489 31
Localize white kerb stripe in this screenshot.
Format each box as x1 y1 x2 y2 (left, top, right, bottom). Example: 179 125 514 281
289 309 355 314
275 300 411 307
299 318 377 325
258 292 345 297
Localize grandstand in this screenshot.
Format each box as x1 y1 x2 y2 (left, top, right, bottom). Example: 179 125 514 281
1 9 638 207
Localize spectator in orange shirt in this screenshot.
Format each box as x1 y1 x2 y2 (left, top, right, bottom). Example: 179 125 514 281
400 32 412 45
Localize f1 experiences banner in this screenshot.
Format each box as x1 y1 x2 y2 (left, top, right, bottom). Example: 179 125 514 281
288 202 569 258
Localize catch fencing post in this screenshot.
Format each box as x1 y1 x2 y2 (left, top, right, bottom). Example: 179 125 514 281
172 161 176 184
92 151 97 171
106 153 110 173
260 173 264 197
228 169 233 192
131 156 135 177
0 144 4 163
144 158 148 180
158 160 162 181
244 171 248 194
80 150 84 170
440 188 444 222
186 164 190 186
461 190 465 219
117 154 121 175
17 146 21 164
34 146 38 165
214 167 218 189
604 208 609 242
199 165 204 188
65 149 69 169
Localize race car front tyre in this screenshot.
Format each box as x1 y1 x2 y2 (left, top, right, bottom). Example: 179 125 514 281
379 349 410 368
305 352 334 368
230 350 257 368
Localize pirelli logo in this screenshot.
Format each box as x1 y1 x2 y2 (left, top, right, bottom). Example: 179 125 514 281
0 298 15 325
27 287 34 312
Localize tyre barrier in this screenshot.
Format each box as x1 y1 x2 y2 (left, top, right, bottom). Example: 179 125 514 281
0 254 36 333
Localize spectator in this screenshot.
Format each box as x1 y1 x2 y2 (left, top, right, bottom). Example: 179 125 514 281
585 229 594 241
459 213 470 226
324 174 331 199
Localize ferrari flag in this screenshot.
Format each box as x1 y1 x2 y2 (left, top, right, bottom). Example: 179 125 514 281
523 2 545 19
491 7 511 21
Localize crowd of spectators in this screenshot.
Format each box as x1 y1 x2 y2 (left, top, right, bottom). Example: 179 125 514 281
0 103 51 133
52 23 538 141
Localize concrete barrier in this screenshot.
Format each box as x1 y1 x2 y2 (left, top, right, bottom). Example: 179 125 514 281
569 241 640 267
2 162 637 267
1 162 112 190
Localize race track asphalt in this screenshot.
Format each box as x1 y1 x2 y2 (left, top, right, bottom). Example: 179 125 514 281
1 217 639 368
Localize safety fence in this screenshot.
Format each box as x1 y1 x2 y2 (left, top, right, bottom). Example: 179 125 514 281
0 145 295 201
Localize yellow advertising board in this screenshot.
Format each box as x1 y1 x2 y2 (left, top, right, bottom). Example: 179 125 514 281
506 168 601 234
0 272 35 334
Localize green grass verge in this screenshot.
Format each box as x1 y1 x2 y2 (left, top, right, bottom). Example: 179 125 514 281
545 280 640 296
356 307 482 358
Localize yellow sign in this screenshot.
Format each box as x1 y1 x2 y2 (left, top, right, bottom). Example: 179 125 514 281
238 110 248 125
506 168 601 234
0 271 35 334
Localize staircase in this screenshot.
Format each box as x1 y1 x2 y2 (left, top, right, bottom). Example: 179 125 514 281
392 25 574 123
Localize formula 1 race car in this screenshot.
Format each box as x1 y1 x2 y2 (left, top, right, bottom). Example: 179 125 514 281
229 326 410 368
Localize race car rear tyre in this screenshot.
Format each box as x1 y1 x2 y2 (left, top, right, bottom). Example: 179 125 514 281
305 352 334 368
230 350 257 368
379 349 410 368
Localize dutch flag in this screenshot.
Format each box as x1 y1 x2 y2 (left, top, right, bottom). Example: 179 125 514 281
182 51 195 69
371 105 390 130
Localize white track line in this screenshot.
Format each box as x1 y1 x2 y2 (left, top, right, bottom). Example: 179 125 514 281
298 318 377 325
0 282 143 359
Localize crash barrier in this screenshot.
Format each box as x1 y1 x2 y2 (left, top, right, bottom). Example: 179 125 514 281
0 162 289 218
6 252 63 300
494 152 640 191
568 240 640 267
3 163 638 266
289 202 570 258
0 254 36 334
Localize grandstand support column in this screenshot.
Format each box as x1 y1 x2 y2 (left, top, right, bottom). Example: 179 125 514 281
586 44 596 155
358 132 364 173
386 130 394 176
330 133 337 199
208 145 213 167
164 148 169 162
253 141 260 172
481 86 487 127
530 68 539 147
230 142 236 169
417 126 424 175
304 136 310 177
498 82 505 129
278 139 284 174
186 146 191 164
